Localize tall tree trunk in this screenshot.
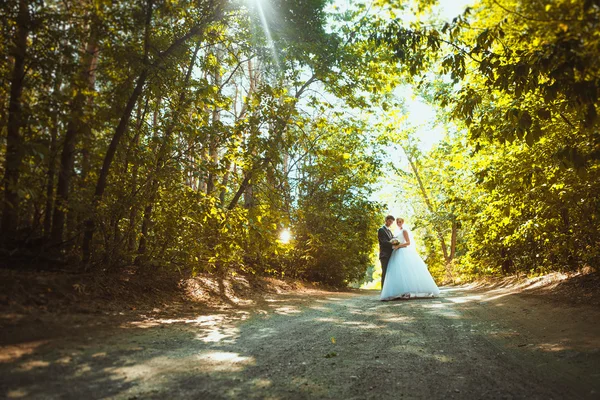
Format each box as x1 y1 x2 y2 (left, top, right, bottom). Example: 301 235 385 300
82 66 149 262
137 200 154 259
197 69 210 193
227 73 314 211
126 98 149 252
449 217 457 261
404 154 451 262
207 46 222 194
220 75 253 206
242 144 257 210
82 3 222 262
243 175 255 208
136 99 162 259
241 59 257 208
1 0 30 243
206 126 220 195
127 159 141 252
43 112 59 238
81 0 153 262
219 164 231 205
229 171 253 210
137 42 201 260
51 24 99 245
43 59 65 238
199 146 208 193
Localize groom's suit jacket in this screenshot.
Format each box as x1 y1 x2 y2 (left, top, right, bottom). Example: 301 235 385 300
378 225 393 260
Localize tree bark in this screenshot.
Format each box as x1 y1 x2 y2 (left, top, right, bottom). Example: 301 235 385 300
229 171 254 210
126 98 149 252
81 1 222 262
199 145 209 193
137 42 201 259
1 0 30 242
43 112 59 238
82 68 149 261
243 175 255 208
207 45 222 194
450 218 457 261
219 70 255 206
405 154 450 262
136 98 162 259
227 70 314 211
219 164 232 205
43 60 65 238
198 69 210 193
240 59 258 209
51 24 99 245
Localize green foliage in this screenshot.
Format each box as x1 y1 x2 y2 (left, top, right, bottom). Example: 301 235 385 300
0 0 388 287
5 0 597 287
291 118 383 286
372 0 600 162
373 0 600 281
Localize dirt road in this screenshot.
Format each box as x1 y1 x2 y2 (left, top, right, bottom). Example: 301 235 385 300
2 286 599 399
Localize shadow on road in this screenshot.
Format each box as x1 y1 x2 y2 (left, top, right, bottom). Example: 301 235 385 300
1 288 599 399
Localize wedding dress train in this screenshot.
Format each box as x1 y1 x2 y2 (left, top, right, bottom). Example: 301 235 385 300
380 228 440 301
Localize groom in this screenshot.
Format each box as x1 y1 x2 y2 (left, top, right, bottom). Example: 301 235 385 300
378 215 395 289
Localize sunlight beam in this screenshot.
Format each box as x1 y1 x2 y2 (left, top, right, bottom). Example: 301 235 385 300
249 0 281 71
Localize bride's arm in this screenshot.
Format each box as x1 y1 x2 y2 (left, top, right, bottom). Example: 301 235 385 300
398 230 411 248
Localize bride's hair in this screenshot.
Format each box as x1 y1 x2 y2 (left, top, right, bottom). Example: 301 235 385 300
396 218 404 224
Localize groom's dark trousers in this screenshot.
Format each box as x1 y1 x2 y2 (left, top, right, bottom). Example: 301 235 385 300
378 225 393 288
380 256 390 288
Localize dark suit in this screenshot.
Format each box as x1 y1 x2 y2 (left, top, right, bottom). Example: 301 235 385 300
378 225 393 288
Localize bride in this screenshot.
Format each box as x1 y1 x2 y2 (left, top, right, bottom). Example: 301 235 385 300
380 218 440 301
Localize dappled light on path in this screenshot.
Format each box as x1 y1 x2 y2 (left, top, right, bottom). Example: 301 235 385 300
1 288 599 399
0 340 49 364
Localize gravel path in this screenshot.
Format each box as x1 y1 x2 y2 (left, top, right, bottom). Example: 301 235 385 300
2 287 599 399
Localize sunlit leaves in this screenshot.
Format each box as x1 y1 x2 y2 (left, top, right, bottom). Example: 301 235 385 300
368 0 600 166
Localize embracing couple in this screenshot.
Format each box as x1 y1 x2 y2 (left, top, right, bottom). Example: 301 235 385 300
378 215 440 301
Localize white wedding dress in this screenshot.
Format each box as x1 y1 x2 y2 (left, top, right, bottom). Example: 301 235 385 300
380 228 440 301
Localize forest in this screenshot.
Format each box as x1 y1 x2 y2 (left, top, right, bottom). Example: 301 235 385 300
1 0 599 287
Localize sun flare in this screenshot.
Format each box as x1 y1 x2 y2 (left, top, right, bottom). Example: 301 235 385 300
279 228 292 244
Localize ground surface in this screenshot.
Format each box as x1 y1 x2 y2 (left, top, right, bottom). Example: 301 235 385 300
1 276 599 399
